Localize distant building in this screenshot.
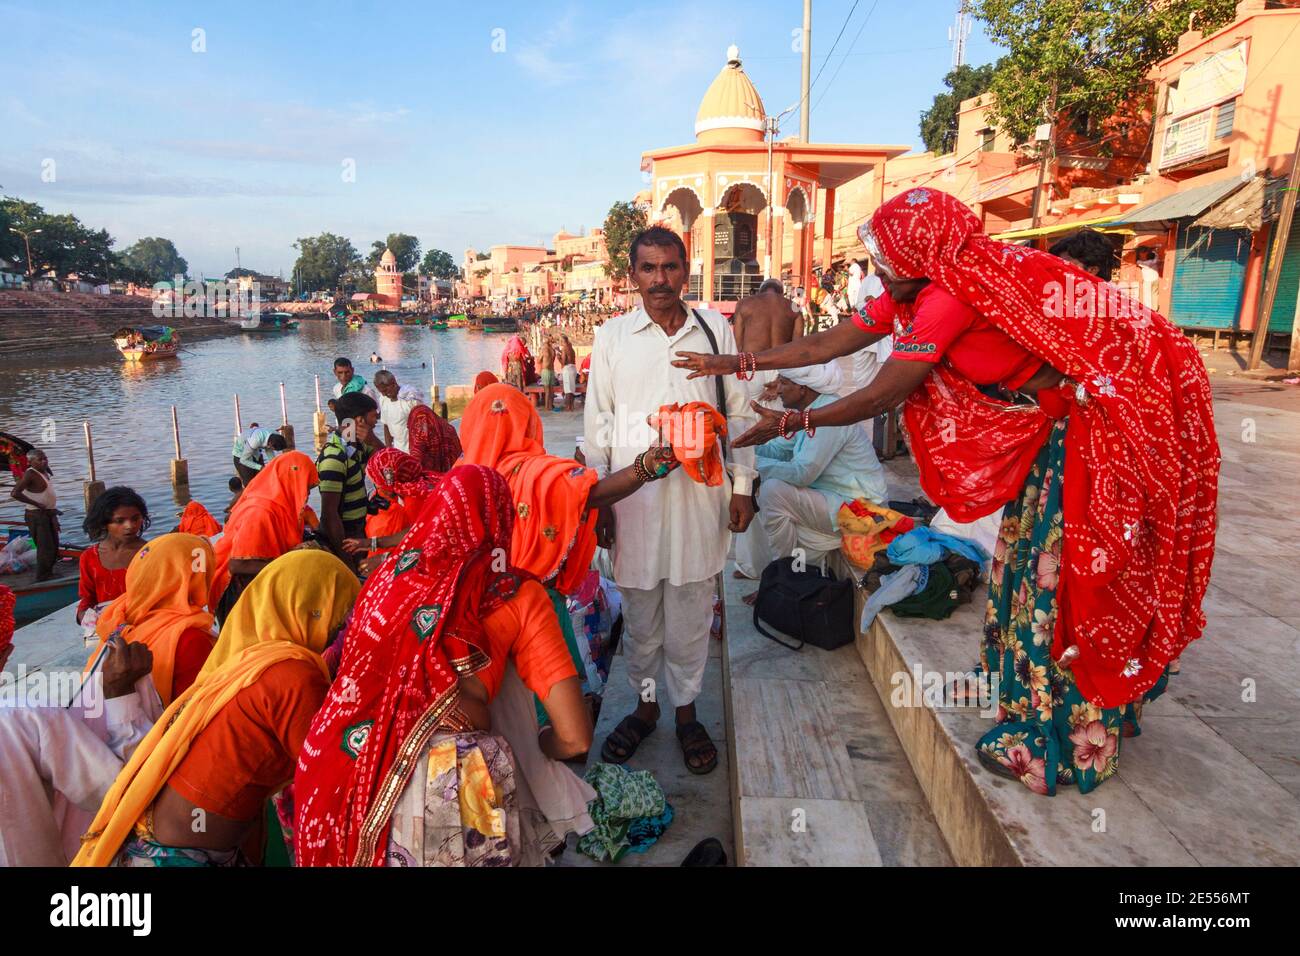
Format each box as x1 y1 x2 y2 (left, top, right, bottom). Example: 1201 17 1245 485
374 248 402 308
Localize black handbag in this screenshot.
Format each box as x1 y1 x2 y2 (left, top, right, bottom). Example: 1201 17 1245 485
752 556 855 651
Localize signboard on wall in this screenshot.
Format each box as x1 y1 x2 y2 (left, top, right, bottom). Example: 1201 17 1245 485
1167 40 1248 118
1159 108 1214 169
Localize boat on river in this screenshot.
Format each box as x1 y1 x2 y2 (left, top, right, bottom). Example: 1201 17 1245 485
446 313 469 328
482 315 518 333
113 326 180 362
239 311 300 333
1 522 83 627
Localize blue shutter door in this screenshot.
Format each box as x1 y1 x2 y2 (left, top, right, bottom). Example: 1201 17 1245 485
1170 225 1250 329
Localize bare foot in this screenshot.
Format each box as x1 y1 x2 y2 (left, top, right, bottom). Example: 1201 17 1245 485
732 570 754 580
742 591 758 606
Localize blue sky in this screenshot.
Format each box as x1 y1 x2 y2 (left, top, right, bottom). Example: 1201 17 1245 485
1 0 1000 278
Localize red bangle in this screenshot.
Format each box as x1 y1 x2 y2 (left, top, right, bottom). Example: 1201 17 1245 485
778 410 797 440
802 407 816 437
736 352 755 381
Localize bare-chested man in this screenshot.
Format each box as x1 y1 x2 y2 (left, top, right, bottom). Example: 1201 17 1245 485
538 336 557 412
560 334 579 412
730 279 803 579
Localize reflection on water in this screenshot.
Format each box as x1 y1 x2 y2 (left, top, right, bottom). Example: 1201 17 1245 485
0 322 504 539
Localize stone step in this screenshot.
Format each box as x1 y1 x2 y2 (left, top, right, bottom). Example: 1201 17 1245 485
722 561 953 867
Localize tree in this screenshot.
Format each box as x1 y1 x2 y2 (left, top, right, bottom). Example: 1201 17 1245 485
602 200 648 282
919 63 997 154
292 233 361 293
421 248 458 279
974 0 1238 144
366 233 420 272
0 197 116 282
118 237 188 283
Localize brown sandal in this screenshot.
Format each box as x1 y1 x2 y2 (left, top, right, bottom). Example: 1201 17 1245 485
676 720 718 775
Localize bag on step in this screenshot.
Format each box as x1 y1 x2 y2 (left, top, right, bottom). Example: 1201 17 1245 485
752 556 854 651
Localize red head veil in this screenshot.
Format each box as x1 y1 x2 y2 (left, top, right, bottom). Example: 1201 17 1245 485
863 188 1219 708
294 464 522 867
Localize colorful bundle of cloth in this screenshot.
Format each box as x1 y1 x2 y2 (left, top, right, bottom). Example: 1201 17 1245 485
650 402 727 487
860 562 962 629
578 763 674 862
567 569 619 689
837 499 916 569
885 526 989 565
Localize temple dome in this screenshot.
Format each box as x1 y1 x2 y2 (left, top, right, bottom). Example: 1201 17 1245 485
380 248 397 267
695 45 766 144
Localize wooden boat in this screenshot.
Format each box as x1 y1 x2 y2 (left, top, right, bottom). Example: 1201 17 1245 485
113 325 180 362
428 319 448 331
346 317 363 330
446 313 469 328
1 523 84 627
239 311 300 333
482 315 518 333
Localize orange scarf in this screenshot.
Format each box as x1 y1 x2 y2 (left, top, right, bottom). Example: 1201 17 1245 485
456 383 598 594
177 500 221 537
209 451 318 610
87 533 216 706
650 402 727 487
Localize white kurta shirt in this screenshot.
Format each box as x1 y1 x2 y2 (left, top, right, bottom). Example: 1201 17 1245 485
584 306 757 590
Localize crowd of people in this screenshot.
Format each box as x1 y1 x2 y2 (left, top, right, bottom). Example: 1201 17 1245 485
0 189 1220 866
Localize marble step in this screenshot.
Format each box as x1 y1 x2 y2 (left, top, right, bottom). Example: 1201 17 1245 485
722 564 953 867
858 585 1300 866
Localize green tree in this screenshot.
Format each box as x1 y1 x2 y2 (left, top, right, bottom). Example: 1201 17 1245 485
118 237 188 282
602 200 648 282
919 63 997 154
366 233 420 272
421 248 458 279
0 197 116 282
974 0 1238 144
292 233 361 293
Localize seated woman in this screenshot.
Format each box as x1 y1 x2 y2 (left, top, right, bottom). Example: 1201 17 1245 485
672 188 1219 796
77 487 151 626
353 448 440 569
406 403 462 474
72 550 360 867
294 465 594 867
85 533 218 708
208 450 320 623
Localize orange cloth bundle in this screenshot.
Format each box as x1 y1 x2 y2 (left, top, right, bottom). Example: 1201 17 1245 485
650 402 727 487
837 499 914 569
177 501 221 537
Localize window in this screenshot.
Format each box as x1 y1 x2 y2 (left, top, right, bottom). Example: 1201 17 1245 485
1215 98 1236 139
980 129 995 152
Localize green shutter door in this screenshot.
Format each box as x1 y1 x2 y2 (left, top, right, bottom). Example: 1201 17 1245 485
1170 225 1250 329
1266 222 1300 333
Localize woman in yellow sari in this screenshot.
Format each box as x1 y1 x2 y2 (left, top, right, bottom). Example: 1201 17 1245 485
73 550 359 867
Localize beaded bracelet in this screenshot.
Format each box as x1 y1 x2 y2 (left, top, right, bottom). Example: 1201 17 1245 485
633 452 655 483
736 352 756 381
778 410 798 441
802 407 816 438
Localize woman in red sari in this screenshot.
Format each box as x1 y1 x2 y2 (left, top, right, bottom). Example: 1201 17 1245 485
349 447 440 565
674 188 1220 796
406 404 462 474
294 465 594 867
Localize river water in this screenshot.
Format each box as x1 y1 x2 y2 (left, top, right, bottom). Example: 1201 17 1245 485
1 321 505 539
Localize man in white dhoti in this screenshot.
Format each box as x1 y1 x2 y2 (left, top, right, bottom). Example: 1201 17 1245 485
0 639 158 866
584 226 756 775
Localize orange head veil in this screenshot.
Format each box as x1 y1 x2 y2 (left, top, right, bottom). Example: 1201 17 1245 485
456 383 597 593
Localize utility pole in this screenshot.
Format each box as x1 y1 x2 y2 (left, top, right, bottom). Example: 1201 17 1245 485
949 1 971 69
1029 86 1058 231
1247 125 1300 371
800 0 812 142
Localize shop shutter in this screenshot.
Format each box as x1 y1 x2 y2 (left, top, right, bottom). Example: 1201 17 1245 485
1170 225 1250 329
1266 221 1300 333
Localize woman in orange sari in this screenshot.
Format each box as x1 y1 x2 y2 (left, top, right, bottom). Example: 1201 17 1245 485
351 448 440 566
86 533 217 707
208 450 320 623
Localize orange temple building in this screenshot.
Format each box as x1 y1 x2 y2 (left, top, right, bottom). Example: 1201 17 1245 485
374 247 402 308
642 45 908 310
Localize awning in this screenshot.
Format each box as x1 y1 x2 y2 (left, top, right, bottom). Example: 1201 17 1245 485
1109 176 1246 226
1193 176 1288 232
991 214 1127 241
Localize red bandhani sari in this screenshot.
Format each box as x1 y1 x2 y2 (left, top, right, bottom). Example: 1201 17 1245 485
407 405 462 474
294 464 523 867
364 448 441 554
863 188 1220 708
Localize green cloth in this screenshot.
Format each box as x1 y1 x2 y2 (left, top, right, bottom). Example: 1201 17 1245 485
340 374 368 395
577 762 670 863
891 562 958 620
976 420 1170 797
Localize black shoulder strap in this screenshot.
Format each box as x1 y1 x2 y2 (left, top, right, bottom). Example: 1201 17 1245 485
752 601 804 651
691 309 730 460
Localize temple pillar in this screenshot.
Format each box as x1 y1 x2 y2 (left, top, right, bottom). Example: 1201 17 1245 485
821 187 836 273
700 208 716 304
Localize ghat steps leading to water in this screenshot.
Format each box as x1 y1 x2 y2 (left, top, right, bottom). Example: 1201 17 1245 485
0 291 237 357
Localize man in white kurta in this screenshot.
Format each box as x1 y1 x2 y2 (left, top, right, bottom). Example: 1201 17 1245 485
583 228 755 774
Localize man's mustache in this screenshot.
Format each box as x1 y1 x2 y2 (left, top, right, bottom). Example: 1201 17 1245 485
647 285 674 295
